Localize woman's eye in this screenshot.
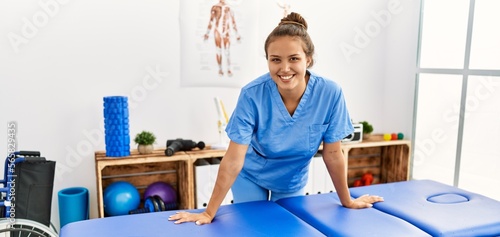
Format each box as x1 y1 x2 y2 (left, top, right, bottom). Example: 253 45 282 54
290 57 299 61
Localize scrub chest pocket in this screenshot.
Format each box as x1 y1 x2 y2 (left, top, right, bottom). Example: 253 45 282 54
309 124 328 153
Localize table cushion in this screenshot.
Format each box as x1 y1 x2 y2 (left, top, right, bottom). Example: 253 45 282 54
276 192 430 237
349 180 500 237
60 201 325 237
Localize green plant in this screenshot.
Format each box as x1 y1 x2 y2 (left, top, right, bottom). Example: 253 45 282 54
134 131 156 145
360 121 373 134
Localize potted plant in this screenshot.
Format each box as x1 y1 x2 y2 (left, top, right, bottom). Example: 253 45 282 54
134 131 156 154
360 121 373 140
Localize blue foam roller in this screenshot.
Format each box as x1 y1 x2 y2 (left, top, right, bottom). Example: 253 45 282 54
103 96 130 157
58 187 89 228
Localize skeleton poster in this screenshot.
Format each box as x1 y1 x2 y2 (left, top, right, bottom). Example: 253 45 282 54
180 0 260 87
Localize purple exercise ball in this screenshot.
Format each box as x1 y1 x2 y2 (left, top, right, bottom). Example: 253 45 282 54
144 181 177 203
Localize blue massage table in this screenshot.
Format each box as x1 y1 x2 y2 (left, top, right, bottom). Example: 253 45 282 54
59 200 325 237
276 192 431 236
278 179 500 237
61 180 500 237
349 180 500 237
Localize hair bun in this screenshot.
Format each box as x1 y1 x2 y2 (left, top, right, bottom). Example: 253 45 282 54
279 12 308 30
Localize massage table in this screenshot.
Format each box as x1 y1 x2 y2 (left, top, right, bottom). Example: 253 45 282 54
61 180 500 237
348 179 500 237
278 179 500 237
59 200 325 237
276 192 431 236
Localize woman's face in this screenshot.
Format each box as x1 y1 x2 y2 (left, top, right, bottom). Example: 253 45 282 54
267 36 311 93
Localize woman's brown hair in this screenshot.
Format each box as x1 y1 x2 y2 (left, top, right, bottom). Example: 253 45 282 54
264 12 315 68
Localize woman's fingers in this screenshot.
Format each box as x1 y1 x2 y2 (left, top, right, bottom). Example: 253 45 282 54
359 194 384 203
168 211 190 223
168 212 213 225
348 194 384 208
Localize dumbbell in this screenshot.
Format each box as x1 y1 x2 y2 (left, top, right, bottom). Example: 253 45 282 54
129 195 178 214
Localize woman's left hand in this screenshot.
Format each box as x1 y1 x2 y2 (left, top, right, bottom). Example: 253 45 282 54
344 194 384 209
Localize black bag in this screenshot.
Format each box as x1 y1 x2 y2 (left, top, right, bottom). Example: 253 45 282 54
13 159 56 227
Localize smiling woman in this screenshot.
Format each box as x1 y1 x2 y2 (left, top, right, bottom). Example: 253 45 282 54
267 36 310 115
264 13 314 115
168 12 383 226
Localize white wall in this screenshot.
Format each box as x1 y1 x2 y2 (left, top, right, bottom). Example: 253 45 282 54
383 0 421 136
0 0 420 230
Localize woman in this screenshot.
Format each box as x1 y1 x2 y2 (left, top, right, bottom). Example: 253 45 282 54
169 12 383 225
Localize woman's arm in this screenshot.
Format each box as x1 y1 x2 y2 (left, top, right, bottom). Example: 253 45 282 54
168 140 248 225
322 141 383 208
204 141 247 220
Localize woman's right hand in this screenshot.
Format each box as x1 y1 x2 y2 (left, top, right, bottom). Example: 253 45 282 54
168 211 214 225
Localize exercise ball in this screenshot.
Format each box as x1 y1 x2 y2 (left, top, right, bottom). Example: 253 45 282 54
144 181 177 204
383 133 392 141
103 181 140 216
397 132 404 140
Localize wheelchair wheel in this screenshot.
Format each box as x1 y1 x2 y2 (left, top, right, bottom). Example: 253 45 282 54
0 218 58 237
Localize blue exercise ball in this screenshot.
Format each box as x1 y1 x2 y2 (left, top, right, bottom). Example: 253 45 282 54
103 181 140 216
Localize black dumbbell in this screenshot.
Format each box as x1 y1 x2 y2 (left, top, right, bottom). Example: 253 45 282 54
129 195 178 214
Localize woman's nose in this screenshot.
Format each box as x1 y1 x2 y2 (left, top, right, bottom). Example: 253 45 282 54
281 62 291 71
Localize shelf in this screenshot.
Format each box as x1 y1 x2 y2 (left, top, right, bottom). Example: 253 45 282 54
94 140 410 218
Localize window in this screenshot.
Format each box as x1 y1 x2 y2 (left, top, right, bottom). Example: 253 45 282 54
413 0 500 200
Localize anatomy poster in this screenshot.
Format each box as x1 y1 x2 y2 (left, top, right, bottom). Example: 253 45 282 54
180 0 260 87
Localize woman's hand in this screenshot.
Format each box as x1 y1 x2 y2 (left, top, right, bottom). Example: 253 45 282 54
344 194 384 209
168 211 213 225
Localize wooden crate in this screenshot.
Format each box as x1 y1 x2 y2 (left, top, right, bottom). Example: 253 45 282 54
95 149 193 218
381 145 410 183
342 140 410 187
346 147 382 186
101 162 179 203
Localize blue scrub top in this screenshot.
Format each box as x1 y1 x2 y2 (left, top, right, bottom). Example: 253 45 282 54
226 71 354 193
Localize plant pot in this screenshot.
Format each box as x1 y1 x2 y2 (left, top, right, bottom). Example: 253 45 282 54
363 133 371 141
138 144 154 154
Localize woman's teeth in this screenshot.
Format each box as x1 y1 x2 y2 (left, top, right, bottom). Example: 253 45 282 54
280 75 293 80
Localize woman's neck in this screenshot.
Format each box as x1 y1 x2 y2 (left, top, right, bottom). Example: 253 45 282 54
279 73 309 116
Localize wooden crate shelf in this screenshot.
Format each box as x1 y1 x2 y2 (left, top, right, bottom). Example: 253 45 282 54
341 140 410 186
94 149 210 218
94 140 410 218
